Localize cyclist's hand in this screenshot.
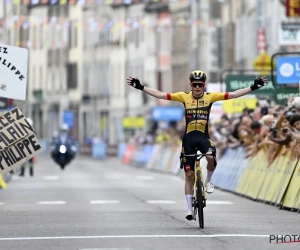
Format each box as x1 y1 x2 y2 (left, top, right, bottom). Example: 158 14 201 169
126 76 144 91
250 76 268 91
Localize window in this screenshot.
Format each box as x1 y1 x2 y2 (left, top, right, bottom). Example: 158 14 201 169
48 49 51 66
66 63 78 89
39 66 43 90
54 67 59 91
39 25 43 49
51 24 55 47
20 24 29 47
74 26 77 47
68 24 72 48
83 63 88 94
61 67 66 92
99 30 109 46
47 67 52 92
32 25 37 49
63 22 68 48
32 67 36 90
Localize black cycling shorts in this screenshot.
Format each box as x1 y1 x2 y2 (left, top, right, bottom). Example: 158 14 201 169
181 131 216 172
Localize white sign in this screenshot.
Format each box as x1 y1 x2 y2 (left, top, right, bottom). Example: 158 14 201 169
0 44 28 100
278 22 300 45
0 107 42 174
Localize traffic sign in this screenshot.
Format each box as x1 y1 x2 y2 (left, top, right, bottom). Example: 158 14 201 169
276 57 300 84
253 52 274 75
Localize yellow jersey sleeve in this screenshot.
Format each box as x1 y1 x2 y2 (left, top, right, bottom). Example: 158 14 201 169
166 92 186 103
208 92 229 103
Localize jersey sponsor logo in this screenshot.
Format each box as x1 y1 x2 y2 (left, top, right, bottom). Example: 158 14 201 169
192 114 208 119
187 110 208 115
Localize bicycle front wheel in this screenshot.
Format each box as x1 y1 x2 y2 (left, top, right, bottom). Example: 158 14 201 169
197 170 204 229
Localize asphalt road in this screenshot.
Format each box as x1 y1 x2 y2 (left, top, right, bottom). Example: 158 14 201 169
0 155 299 250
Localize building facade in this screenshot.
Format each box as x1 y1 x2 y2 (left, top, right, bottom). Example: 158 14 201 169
1 0 297 148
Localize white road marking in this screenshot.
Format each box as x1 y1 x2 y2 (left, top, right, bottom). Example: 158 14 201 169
0 202 4 205
90 200 120 204
80 249 132 250
104 174 129 180
0 234 270 241
206 201 233 205
42 176 60 180
135 175 154 180
146 200 177 204
37 201 66 205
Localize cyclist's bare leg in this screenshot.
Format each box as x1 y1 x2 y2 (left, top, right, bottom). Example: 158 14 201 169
185 171 195 195
185 170 195 220
205 154 216 193
205 154 215 173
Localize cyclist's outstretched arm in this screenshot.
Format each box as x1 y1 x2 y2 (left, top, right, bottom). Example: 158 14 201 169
227 76 268 99
126 76 168 99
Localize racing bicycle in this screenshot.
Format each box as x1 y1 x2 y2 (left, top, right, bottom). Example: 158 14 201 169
181 151 207 229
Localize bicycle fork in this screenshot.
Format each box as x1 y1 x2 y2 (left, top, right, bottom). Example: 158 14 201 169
193 160 207 210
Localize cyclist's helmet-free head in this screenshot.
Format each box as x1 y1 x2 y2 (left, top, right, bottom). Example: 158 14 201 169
189 70 206 83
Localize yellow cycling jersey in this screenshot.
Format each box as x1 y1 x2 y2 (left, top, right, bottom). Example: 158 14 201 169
167 91 229 134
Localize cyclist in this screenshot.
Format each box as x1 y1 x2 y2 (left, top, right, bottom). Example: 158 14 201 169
126 71 268 220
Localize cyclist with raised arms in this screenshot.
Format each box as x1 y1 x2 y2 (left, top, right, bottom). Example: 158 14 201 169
127 71 268 220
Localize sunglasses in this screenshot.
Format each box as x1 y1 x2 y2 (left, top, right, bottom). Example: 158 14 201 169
191 82 204 88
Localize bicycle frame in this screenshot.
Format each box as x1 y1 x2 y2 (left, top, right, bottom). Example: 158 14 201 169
182 153 207 202
195 157 207 201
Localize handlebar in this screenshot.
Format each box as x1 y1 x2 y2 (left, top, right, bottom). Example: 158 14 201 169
181 153 208 160
183 154 207 157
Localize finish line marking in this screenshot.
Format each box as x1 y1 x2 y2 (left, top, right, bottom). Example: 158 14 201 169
0 234 269 241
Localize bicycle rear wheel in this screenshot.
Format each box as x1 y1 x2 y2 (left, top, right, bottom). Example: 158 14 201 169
197 170 204 229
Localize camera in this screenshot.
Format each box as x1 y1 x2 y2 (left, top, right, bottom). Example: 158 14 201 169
270 128 278 138
261 107 268 116
285 110 296 117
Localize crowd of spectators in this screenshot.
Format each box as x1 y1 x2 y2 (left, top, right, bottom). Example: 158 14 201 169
210 96 300 166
